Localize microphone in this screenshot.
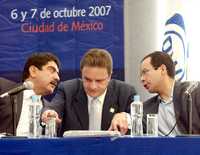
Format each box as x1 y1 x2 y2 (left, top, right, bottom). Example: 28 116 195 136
0 81 33 98
185 81 199 95
185 81 199 134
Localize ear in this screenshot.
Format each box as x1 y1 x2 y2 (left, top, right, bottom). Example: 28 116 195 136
160 64 167 75
29 65 38 78
107 72 112 81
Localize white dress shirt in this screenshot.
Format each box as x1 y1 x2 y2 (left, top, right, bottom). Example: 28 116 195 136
158 82 181 136
16 90 42 136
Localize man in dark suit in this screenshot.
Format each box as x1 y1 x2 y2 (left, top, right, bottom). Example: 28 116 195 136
0 52 60 136
0 77 17 134
140 51 200 136
41 48 137 136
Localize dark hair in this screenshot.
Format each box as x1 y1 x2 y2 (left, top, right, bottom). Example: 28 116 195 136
22 52 60 81
80 48 113 75
141 51 175 78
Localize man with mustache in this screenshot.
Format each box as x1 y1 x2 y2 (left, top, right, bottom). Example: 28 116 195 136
0 52 60 136
41 48 137 136
140 51 200 136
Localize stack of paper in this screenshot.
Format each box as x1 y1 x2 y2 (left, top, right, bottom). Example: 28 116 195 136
63 130 121 137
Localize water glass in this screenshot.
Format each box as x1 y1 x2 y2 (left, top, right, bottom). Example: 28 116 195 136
45 116 57 137
146 114 158 136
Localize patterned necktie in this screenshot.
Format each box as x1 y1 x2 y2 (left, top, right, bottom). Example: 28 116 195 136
89 98 101 130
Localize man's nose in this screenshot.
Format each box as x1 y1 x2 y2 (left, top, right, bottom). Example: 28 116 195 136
54 73 60 81
90 81 98 89
140 75 144 82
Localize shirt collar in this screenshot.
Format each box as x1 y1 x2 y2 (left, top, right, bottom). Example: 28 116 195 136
87 89 107 104
23 89 41 100
159 81 175 104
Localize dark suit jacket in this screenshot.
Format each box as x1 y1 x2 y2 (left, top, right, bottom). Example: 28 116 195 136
43 79 137 136
143 81 200 135
0 77 24 135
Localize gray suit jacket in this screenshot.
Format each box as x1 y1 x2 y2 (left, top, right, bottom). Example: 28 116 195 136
0 77 23 135
143 81 200 135
43 79 137 136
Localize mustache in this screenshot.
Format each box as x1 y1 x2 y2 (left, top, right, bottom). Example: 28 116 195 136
50 79 59 87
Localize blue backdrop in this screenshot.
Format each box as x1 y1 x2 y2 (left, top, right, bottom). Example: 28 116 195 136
0 0 124 82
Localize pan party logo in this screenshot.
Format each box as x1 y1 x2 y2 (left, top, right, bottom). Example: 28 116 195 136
162 13 188 81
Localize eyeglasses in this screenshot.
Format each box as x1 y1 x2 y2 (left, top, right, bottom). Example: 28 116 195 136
140 67 159 77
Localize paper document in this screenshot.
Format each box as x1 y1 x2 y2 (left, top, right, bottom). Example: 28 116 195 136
63 130 121 137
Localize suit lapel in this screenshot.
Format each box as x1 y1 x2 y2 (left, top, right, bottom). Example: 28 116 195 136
152 96 160 114
15 92 23 124
73 83 89 129
173 81 188 133
101 81 116 130
173 82 181 121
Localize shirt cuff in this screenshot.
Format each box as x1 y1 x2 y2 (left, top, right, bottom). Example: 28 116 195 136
125 113 132 129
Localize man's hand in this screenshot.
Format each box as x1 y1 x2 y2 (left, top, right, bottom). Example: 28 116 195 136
108 112 129 135
41 109 62 124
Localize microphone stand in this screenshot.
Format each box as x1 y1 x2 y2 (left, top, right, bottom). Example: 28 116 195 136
186 93 192 135
10 95 17 136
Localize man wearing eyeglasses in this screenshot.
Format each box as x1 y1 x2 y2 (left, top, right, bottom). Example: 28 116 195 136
41 48 137 136
140 51 200 136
